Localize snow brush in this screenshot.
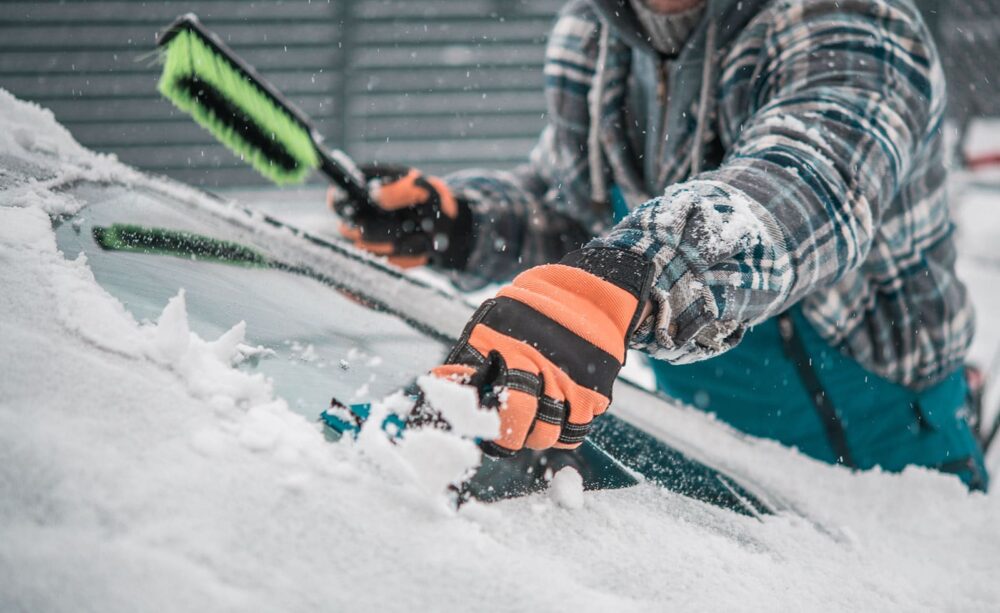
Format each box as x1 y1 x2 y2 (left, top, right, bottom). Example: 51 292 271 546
92 224 269 267
155 14 374 208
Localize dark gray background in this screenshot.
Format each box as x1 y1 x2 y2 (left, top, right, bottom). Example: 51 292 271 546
1 0 996 189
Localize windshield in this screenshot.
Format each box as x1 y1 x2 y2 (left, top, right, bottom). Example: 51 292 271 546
54 182 447 418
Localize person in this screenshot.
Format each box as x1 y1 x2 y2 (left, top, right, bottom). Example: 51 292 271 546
329 0 989 489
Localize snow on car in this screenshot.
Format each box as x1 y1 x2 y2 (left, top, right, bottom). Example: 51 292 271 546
1 89 999 611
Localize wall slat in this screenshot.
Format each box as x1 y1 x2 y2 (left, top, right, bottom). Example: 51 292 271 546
0 0 558 188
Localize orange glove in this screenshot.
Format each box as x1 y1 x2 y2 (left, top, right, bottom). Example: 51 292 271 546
432 248 654 456
328 164 471 269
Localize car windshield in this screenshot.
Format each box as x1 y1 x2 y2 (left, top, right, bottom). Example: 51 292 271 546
54 182 446 418
49 179 776 515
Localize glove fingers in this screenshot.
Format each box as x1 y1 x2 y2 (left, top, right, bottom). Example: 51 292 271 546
495 388 538 453
333 165 462 269
449 307 612 453
338 224 361 241
358 163 411 183
522 361 567 450
524 419 561 450
341 220 432 266
558 387 608 450
430 363 478 383
387 254 429 269
340 224 395 255
350 239 428 267
374 169 430 210
467 321 608 452
352 239 395 255
434 354 539 454
345 210 433 250
423 175 459 219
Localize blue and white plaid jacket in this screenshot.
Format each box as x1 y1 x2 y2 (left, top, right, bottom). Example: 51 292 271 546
445 0 973 389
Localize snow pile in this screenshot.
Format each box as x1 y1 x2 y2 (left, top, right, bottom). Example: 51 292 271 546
2 89 1000 612
0 197 630 612
348 376 499 506
652 181 768 263
963 118 1000 169
549 467 585 510
0 88 137 216
955 187 1000 452
417 374 499 439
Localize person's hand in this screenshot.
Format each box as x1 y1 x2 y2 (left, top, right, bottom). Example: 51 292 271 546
327 163 470 269
431 248 654 456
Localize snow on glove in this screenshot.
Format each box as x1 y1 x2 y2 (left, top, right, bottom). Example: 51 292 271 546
432 248 654 457
328 163 472 269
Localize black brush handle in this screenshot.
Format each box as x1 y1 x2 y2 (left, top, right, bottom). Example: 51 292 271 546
316 147 377 210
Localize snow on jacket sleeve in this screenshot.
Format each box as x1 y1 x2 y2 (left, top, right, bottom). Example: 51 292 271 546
592 0 940 364
442 3 609 287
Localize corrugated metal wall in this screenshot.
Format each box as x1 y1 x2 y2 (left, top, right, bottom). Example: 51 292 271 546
1 0 560 188
2 1 995 188
346 1 557 170
920 0 1000 131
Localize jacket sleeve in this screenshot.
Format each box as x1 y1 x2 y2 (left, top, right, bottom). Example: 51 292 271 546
591 0 940 363
442 3 608 288
442 126 594 288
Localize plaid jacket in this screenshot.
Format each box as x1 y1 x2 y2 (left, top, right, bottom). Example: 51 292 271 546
444 0 973 389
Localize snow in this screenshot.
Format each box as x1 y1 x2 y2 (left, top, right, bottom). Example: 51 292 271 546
656 181 768 262
392 428 482 504
0 89 137 216
954 184 1000 449
417 374 499 440
963 118 1000 162
2 89 1000 612
549 467 585 510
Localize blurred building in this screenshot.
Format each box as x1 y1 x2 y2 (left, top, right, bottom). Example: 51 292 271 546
914 0 1000 134
1 0 997 188
1 0 560 188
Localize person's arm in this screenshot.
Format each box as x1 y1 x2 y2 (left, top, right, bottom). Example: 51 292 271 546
330 5 607 285
443 127 594 287
442 6 610 287
591 0 941 364
328 125 593 280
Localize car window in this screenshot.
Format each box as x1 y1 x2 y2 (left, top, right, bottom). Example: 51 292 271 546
50 180 777 515
54 183 447 417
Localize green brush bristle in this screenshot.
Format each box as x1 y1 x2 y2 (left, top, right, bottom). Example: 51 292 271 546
93 224 269 267
157 28 319 185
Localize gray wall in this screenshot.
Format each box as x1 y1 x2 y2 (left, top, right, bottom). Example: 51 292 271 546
1 0 561 188
2 1 996 188
916 0 1000 131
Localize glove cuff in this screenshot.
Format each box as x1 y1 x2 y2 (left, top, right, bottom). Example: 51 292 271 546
432 197 474 270
558 247 655 337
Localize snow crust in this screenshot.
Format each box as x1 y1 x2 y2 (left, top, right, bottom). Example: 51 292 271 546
417 374 499 439
549 467 585 510
2 89 1000 612
0 89 137 216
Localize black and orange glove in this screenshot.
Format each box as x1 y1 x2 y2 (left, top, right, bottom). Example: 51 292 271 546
431 248 654 457
328 163 472 269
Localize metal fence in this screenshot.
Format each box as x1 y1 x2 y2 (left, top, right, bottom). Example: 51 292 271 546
0 0 560 188
916 0 1000 134
2 1 997 188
